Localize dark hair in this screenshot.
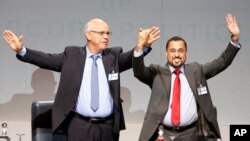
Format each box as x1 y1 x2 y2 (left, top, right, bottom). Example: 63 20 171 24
166 36 187 50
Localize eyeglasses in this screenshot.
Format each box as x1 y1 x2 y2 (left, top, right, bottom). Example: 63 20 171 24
90 31 112 36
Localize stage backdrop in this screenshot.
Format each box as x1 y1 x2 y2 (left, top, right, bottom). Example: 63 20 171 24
1 0 250 141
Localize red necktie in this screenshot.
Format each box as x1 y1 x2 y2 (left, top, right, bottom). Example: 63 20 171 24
171 69 181 126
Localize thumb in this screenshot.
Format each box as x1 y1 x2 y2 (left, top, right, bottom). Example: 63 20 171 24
19 35 24 46
18 35 24 51
19 35 23 42
139 27 143 32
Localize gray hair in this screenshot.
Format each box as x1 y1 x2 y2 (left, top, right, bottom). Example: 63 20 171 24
83 21 92 34
84 18 106 33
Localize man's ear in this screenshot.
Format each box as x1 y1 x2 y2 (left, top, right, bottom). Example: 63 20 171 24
86 32 91 41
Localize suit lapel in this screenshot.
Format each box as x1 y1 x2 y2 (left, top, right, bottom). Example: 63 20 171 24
75 47 87 83
184 65 198 98
162 65 171 101
79 46 87 68
159 65 172 112
102 49 116 99
102 49 115 80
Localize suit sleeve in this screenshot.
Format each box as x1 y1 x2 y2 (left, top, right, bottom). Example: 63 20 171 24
118 46 152 73
132 55 156 87
16 47 65 72
201 42 240 79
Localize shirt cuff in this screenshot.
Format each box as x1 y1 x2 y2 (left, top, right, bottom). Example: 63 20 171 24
230 40 241 48
134 50 143 57
133 46 149 57
17 47 27 57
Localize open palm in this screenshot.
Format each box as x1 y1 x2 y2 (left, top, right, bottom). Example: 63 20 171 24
3 30 23 52
226 14 240 42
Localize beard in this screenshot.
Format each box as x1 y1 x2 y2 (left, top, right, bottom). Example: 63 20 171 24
167 57 185 69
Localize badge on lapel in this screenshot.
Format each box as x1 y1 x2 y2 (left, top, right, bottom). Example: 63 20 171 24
197 82 208 95
108 70 118 81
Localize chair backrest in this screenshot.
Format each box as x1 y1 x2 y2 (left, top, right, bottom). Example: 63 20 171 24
31 101 67 141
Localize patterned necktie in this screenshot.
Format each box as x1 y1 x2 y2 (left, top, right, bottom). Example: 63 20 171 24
91 55 99 112
171 69 181 126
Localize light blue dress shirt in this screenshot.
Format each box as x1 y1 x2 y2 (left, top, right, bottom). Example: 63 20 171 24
76 47 113 118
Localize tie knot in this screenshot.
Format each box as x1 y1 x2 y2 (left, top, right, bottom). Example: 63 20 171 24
91 55 99 62
174 69 181 75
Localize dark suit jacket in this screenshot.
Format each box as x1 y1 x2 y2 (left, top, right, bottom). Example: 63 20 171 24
17 45 147 134
132 43 240 141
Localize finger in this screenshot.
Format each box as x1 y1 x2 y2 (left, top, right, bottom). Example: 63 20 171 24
4 30 15 41
226 15 232 27
3 30 11 42
148 26 157 34
152 34 161 41
3 35 9 43
152 28 160 36
8 30 17 38
233 15 237 24
151 31 160 40
227 14 234 24
149 27 160 36
4 30 12 38
7 30 18 40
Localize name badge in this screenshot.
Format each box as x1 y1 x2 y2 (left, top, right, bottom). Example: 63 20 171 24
108 73 118 81
197 84 208 95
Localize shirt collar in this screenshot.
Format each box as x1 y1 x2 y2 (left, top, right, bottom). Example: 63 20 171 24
169 65 184 74
86 46 103 59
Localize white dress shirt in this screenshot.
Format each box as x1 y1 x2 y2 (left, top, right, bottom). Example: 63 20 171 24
162 66 198 127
